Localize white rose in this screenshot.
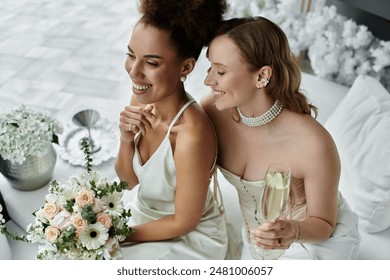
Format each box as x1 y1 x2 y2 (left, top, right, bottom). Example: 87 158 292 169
34 208 48 223
50 210 71 231
45 193 58 204
92 199 105 213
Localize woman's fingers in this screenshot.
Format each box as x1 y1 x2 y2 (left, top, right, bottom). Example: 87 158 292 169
251 220 295 249
251 231 291 249
120 105 156 135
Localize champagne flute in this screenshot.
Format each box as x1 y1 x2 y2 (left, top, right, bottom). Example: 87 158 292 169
249 163 291 260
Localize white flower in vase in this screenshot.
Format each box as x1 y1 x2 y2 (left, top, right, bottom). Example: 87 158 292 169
0 105 63 164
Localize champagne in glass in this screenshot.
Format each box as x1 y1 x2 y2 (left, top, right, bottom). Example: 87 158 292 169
262 164 291 222
249 163 291 260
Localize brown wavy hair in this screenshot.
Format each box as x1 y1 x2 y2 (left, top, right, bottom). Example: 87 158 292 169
138 0 228 60
215 16 318 117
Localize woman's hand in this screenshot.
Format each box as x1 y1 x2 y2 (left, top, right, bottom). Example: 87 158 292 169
119 104 155 142
251 219 297 250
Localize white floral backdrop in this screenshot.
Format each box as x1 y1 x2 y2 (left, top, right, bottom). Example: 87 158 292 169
228 0 390 91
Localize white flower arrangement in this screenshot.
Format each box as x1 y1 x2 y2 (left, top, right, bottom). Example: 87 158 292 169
232 0 390 91
0 105 63 164
25 138 134 260
305 6 390 89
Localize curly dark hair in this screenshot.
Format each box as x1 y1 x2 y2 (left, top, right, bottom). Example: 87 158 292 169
138 0 228 60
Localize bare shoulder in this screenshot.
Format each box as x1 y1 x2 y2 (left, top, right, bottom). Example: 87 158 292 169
299 114 335 151
184 101 215 137
172 101 217 170
177 101 216 150
286 111 340 176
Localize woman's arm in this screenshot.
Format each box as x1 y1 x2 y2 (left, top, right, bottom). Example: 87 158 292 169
253 122 340 249
122 108 217 242
295 127 340 242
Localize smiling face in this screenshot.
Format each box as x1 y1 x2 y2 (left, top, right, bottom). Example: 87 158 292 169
125 22 185 104
204 35 259 111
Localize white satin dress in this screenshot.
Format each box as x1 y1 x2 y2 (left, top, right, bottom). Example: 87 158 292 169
219 166 361 260
121 99 229 260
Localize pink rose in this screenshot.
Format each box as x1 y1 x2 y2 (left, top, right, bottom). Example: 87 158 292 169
97 213 112 229
71 214 87 233
75 189 95 207
45 226 60 243
43 202 60 220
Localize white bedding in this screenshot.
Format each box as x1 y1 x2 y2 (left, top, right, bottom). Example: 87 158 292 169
288 73 390 260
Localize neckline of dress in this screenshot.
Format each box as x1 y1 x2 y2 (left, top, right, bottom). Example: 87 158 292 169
135 99 195 168
218 165 301 184
218 165 263 184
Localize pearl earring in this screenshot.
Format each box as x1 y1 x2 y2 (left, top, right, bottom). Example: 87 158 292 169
180 76 187 82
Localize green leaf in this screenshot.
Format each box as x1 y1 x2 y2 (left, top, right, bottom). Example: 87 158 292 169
81 204 96 224
0 226 29 242
79 137 93 173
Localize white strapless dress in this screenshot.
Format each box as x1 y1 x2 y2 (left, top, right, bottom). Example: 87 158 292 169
219 166 361 260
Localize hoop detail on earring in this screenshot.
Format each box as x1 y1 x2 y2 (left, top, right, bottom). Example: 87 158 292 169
180 76 187 82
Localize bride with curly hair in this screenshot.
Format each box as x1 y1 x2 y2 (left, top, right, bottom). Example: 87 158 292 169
115 0 237 259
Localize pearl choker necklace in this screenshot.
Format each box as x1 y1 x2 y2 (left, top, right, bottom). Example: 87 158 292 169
237 100 283 127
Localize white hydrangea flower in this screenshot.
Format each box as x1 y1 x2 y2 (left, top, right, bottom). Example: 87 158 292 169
371 41 390 72
0 105 63 164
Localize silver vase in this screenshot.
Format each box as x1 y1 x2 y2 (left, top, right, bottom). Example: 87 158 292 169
0 145 57 191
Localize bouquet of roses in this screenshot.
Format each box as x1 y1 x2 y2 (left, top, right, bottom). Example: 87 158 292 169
25 137 134 260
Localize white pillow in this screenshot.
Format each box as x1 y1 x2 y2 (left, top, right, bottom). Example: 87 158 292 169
324 75 390 233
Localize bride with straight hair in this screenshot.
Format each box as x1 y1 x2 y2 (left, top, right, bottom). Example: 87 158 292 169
201 16 361 260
